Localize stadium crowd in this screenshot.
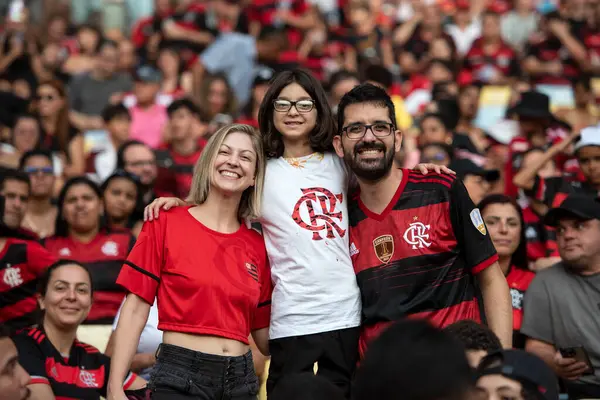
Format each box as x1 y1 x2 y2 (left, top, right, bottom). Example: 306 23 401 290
0 0 600 399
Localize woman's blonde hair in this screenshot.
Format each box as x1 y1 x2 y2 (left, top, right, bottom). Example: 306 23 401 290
187 124 265 221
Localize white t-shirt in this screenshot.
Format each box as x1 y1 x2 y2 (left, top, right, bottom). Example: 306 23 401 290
260 152 361 339
112 299 161 380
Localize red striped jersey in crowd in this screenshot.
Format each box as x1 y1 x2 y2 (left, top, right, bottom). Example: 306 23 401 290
461 38 519 83
522 205 559 262
585 29 600 78
12 327 137 400
524 34 581 85
527 175 599 209
42 231 135 324
154 139 207 198
0 239 57 329
277 41 347 82
247 0 309 47
505 266 535 348
117 206 273 344
162 3 210 62
348 170 498 357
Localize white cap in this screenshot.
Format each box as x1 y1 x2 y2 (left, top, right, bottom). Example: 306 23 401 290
574 126 600 152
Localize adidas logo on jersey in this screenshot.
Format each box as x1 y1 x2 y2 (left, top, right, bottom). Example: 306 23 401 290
349 242 360 257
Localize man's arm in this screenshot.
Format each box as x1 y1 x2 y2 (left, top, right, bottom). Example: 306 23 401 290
477 262 513 348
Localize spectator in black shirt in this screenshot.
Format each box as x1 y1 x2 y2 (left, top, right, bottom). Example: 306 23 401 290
0 324 30 400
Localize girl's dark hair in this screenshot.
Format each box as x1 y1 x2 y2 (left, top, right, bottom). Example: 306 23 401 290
101 170 143 228
258 68 336 158
478 194 528 270
54 177 104 237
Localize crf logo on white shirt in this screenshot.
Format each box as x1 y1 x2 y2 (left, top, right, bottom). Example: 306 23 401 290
2 264 23 288
403 222 431 250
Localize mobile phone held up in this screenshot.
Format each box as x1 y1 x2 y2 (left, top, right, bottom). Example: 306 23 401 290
559 346 595 375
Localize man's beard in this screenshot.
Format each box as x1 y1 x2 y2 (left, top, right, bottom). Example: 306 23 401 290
345 140 395 182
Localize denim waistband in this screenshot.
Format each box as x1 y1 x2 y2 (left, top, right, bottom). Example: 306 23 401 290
156 343 253 379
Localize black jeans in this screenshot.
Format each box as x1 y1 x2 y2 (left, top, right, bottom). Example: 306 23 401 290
149 343 259 399
266 327 360 399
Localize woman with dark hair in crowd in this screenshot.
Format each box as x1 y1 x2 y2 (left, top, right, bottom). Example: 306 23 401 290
479 194 535 349
101 170 144 237
108 124 271 400
41 177 135 345
197 72 238 123
156 45 187 103
0 114 43 171
11 260 146 399
34 80 85 177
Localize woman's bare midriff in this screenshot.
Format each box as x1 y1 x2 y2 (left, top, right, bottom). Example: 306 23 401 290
163 331 250 356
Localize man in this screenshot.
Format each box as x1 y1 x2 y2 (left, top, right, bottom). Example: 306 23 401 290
476 350 559 400
445 320 503 368
332 84 512 356
69 40 134 132
0 324 30 400
0 171 57 329
522 194 600 398
353 319 478 400
514 126 600 209
117 140 158 206
449 158 500 205
19 150 57 239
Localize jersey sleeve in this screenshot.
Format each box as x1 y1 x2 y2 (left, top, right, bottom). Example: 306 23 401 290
26 242 58 276
252 248 272 331
449 178 498 274
527 176 571 208
116 217 165 305
12 334 49 385
520 273 554 344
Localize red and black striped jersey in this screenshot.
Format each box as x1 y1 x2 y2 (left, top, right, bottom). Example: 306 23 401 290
42 231 136 324
154 140 206 198
12 327 137 399
247 0 310 47
527 175 599 209
461 38 519 84
505 266 535 349
522 205 559 262
524 35 581 85
0 239 57 330
348 170 498 356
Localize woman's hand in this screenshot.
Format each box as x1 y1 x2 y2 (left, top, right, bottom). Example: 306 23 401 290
413 163 456 176
144 197 187 221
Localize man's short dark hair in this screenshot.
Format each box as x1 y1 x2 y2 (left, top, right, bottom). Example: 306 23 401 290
116 140 148 169
0 169 30 192
19 149 53 170
336 83 397 134
444 320 503 353
102 103 131 123
353 319 475 400
572 74 592 92
363 64 394 90
327 69 359 93
270 373 345 400
167 98 201 117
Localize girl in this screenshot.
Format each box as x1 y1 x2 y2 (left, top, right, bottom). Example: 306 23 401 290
108 124 271 400
12 260 146 399
101 170 144 236
145 69 449 397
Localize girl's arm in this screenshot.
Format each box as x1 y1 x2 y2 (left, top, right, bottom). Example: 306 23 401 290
107 294 151 400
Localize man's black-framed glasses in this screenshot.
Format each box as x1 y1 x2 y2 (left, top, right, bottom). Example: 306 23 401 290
342 122 395 140
273 99 315 113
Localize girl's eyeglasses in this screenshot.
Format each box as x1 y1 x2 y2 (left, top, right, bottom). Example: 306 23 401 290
273 99 315 113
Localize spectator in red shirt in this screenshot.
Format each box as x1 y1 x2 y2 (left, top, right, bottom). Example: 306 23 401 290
461 11 519 85
109 124 271 400
479 195 536 349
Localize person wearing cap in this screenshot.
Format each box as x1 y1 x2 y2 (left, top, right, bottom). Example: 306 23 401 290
449 158 500 205
513 126 600 210
522 194 600 398
476 349 559 400
237 68 275 128
127 65 168 149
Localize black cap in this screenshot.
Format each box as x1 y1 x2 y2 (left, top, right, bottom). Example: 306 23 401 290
134 65 162 83
253 67 274 87
449 158 500 182
477 350 559 400
543 194 600 227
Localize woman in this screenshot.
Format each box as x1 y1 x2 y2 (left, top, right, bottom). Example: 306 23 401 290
42 177 135 337
34 80 85 177
198 73 237 123
420 112 453 146
11 260 146 399
156 45 187 104
108 124 271 400
479 194 535 349
0 114 42 170
101 170 144 237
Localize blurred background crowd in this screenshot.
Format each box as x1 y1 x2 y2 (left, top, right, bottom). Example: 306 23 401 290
1 0 600 399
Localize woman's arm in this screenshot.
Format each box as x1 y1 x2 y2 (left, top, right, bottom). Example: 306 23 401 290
105 331 156 373
107 294 151 400
62 135 86 178
28 384 56 400
251 328 269 356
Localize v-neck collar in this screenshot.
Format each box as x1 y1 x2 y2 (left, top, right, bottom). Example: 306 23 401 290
358 169 409 222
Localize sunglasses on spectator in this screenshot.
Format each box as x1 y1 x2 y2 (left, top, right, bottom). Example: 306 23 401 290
36 94 57 101
273 99 315 113
24 166 53 175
